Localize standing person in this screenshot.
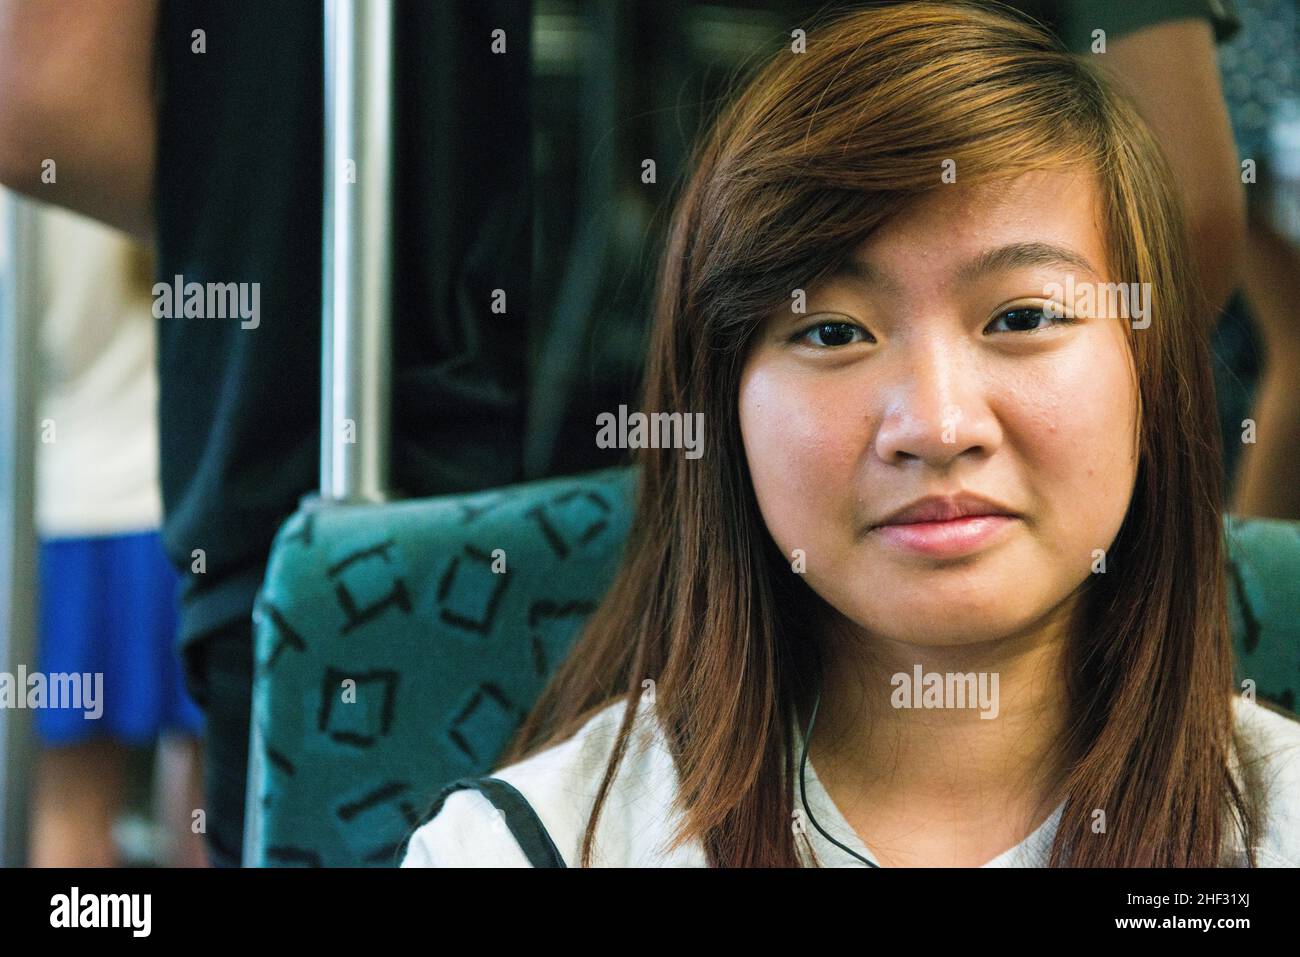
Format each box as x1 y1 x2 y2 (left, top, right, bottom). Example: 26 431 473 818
1216 0 1300 518
1031 0 1247 321
29 205 206 868
1 0 532 865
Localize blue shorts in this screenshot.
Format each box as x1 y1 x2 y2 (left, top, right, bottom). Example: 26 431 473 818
35 530 205 746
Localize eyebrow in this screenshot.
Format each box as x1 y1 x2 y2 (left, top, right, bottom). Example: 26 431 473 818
830 241 1102 290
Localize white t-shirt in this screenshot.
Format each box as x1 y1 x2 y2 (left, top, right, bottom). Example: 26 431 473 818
400 694 1300 867
34 206 162 538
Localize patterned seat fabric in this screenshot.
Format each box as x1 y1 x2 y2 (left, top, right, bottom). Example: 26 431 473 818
247 466 1298 866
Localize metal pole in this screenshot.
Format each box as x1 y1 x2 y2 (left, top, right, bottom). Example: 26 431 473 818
321 0 394 504
244 0 395 866
0 192 40 866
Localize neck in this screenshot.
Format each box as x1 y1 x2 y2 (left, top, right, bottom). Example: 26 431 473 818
803 597 1078 836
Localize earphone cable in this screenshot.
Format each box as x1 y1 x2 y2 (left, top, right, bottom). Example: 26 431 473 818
798 684 879 867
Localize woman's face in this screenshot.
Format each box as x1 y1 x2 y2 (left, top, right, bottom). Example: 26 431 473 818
738 168 1140 647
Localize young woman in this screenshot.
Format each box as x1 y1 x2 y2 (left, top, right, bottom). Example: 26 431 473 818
402 1 1300 867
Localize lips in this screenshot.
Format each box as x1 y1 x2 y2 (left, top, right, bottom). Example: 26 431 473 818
872 514 1018 558
873 493 1019 527
869 493 1021 559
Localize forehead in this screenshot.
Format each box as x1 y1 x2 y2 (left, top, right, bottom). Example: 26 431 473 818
843 167 1110 288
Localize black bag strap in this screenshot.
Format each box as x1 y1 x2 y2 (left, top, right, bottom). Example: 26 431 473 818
407 775 567 868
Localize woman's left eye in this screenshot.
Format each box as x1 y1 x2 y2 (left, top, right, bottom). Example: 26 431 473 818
986 306 1071 334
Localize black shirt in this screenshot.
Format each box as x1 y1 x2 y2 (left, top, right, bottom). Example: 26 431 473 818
154 0 531 653
1010 0 1240 49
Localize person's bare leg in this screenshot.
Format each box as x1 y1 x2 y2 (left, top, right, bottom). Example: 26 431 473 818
154 733 209 867
1229 220 1300 520
29 740 126 867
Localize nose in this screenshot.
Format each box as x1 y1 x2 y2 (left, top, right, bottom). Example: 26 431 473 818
872 336 1002 468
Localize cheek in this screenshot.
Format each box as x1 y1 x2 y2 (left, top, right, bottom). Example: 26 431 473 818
1010 325 1138 550
739 362 863 547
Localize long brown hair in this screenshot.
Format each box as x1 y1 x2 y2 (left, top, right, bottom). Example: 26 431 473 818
499 0 1257 867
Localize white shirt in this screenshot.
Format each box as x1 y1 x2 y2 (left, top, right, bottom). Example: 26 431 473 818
401 693 1300 867
34 206 162 538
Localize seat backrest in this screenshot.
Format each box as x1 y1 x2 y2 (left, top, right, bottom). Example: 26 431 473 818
247 468 1298 866
1223 514 1300 712
247 466 636 866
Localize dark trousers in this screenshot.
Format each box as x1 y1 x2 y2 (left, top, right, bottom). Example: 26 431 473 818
182 618 253 868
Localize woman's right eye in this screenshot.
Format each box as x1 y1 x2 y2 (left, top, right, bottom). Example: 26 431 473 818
796 320 872 348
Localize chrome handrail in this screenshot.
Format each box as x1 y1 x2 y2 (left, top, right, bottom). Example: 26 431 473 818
320 0 394 504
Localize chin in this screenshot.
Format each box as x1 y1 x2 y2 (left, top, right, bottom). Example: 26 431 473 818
836 592 1054 647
